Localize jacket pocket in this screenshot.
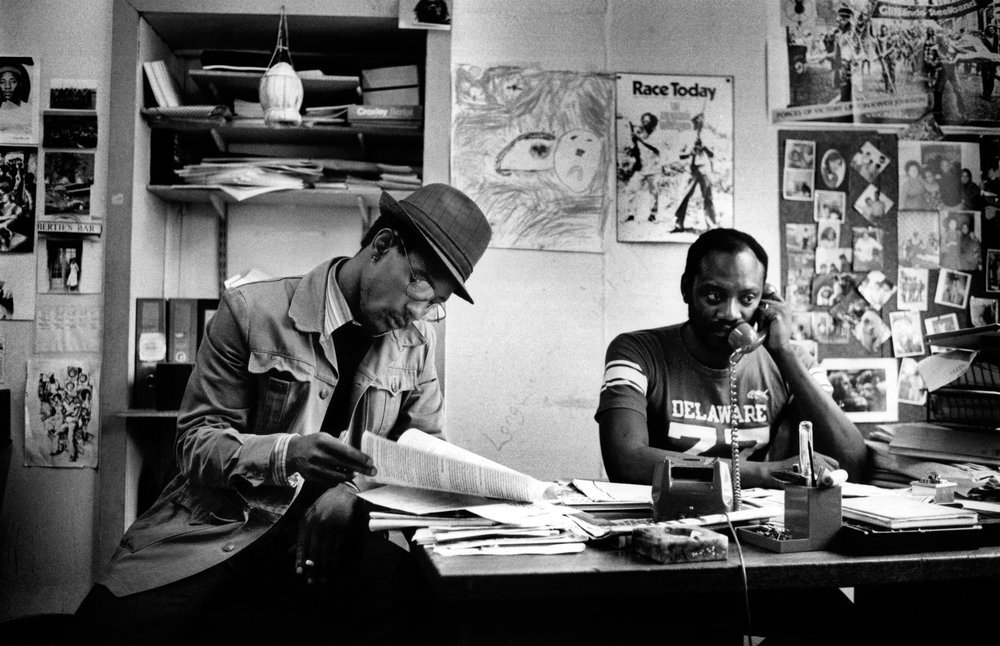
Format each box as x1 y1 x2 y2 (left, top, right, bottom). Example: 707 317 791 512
363 366 417 435
248 351 312 435
120 482 247 553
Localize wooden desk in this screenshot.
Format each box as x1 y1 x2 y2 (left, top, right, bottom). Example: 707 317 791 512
415 541 1000 644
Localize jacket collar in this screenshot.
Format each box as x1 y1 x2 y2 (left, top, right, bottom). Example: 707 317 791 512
288 257 428 347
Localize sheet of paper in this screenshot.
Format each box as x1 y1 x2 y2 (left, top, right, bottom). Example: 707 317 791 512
571 479 651 502
434 543 586 557
355 484 494 515
464 501 573 526
916 349 978 391
363 429 553 502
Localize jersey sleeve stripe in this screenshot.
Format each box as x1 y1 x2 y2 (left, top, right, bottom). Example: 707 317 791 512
602 363 647 395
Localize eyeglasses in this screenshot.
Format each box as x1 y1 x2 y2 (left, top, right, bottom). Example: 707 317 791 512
397 237 446 323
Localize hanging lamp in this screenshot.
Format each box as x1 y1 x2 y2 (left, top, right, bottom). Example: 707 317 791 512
259 6 303 127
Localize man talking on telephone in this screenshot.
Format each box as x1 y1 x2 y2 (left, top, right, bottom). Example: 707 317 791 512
596 228 865 488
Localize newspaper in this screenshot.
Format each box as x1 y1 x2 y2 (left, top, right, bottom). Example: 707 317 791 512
361 429 554 503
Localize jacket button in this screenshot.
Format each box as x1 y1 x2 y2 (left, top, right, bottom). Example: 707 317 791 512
319 388 330 399
222 542 236 552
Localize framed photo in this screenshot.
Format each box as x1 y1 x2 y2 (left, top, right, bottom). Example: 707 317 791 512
897 266 928 311
897 357 927 406
814 190 845 223
889 310 925 358
0 55 40 144
820 358 898 423
818 147 846 189
934 268 972 310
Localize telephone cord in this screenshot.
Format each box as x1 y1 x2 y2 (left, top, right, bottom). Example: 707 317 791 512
729 350 743 511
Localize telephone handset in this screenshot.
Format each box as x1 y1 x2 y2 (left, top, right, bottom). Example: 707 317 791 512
728 305 768 354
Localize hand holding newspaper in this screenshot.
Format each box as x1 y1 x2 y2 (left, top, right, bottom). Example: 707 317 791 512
360 429 554 503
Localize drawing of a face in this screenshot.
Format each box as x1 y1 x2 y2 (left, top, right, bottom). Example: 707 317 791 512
553 129 601 193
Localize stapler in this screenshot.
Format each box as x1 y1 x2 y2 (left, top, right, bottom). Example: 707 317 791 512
652 452 733 521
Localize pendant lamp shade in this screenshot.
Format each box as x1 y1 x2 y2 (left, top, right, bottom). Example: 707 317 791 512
260 6 303 127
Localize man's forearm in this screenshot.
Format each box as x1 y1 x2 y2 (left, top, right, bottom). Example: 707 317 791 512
770 346 867 479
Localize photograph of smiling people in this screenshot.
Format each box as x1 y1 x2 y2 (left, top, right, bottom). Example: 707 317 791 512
72 184 492 646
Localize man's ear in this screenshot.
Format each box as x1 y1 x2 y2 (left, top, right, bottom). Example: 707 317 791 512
680 273 691 303
370 228 396 260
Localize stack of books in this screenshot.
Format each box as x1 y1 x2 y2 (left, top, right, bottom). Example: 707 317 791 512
141 60 230 121
376 163 421 191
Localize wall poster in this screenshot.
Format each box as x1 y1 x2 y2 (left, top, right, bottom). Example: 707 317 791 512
451 65 613 253
769 0 1000 126
0 55 40 144
25 357 100 468
615 73 734 242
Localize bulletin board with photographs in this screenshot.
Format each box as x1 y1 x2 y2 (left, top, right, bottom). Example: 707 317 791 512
780 129 1000 425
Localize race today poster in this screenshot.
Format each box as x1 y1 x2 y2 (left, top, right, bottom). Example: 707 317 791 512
768 0 1000 126
615 73 734 243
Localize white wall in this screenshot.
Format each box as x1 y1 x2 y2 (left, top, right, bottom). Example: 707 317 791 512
444 0 779 482
0 0 112 620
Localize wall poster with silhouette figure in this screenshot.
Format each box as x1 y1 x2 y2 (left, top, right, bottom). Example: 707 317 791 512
451 64 614 252
614 72 734 243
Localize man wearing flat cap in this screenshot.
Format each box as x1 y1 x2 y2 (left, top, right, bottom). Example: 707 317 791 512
72 184 492 645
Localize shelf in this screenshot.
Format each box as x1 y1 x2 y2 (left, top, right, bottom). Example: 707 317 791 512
189 69 361 106
147 184 407 211
144 116 422 145
116 409 179 418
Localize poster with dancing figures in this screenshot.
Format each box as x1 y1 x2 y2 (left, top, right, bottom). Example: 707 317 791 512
451 65 613 252
25 357 100 468
615 73 734 243
769 0 1000 126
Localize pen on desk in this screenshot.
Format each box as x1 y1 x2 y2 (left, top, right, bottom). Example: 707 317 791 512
807 440 816 487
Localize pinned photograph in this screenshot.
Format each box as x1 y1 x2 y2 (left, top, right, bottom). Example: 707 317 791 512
814 190 845 222
786 222 817 252
816 218 840 249
924 313 959 338
813 270 858 309
857 270 896 311
853 184 893 227
970 296 998 327
399 0 451 30
934 268 972 310
785 282 812 310
42 113 97 149
784 138 815 170
787 250 815 283
44 151 94 216
853 308 891 353
898 211 940 269
989 249 1000 292
852 227 883 272
49 79 97 110
791 311 813 342
897 357 927 406
889 310 925 358
783 167 814 201
850 141 890 184
938 210 981 271
820 358 898 423
919 141 979 210
897 266 929 312
830 285 869 328
811 311 839 344
819 147 846 189
0 55 40 144
0 146 38 253
815 246 852 276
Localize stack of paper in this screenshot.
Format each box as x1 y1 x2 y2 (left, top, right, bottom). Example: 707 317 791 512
175 158 324 190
